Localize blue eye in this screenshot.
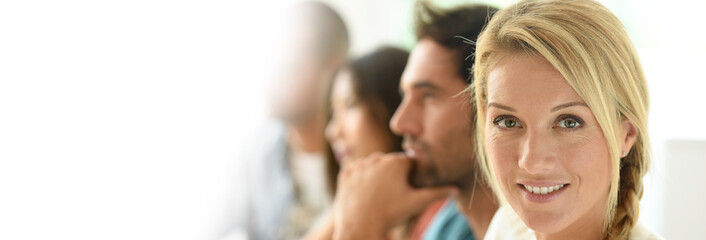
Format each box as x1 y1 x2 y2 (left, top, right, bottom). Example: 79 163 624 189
558 117 582 129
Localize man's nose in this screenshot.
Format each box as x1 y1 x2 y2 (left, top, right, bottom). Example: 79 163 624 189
390 98 422 137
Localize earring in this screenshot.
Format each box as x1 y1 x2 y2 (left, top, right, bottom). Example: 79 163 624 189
621 150 627 157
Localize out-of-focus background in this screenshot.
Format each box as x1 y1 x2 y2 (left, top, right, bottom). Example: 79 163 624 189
1 0 704 239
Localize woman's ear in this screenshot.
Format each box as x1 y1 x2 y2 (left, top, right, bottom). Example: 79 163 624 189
620 119 638 158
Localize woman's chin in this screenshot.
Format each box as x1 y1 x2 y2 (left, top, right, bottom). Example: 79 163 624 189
514 207 571 235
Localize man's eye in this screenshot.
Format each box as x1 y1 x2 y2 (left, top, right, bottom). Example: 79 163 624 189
423 92 435 99
558 118 582 129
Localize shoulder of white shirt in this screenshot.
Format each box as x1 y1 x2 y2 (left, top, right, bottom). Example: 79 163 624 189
484 206 664 240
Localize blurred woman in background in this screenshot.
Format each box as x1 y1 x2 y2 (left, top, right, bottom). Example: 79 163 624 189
325 46 407 168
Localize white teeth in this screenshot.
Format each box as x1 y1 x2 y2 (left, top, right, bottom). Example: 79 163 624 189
523 184 566 195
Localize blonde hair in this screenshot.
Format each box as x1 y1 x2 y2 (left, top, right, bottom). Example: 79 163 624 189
470 0 651 239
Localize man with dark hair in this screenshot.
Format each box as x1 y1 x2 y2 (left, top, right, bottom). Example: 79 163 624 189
221 2 349 240
329 2 499 240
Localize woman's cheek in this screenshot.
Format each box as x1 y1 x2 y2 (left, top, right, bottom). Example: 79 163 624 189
565 135 612 197
486 131 516 194
349 110 386 157
345 112 365 157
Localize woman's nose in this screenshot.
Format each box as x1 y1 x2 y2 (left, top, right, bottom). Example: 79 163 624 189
325 118 340 141
518 131 558 174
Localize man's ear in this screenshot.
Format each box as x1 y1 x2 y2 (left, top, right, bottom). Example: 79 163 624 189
620 119 639 158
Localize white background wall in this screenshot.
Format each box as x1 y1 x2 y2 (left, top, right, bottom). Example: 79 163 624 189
1 0 704 240
0 1 270 239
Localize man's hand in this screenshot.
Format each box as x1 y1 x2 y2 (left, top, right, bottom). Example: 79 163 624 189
332 152 458 240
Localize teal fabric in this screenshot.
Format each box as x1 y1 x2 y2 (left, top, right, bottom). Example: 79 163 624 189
422 199 475 240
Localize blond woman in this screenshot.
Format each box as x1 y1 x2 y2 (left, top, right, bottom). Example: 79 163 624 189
470 0 663 239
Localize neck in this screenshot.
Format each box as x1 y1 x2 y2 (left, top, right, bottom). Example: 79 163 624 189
288 114 325 153
455 181 499 240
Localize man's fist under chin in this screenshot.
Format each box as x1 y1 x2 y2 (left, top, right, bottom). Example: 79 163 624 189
331 152 459 240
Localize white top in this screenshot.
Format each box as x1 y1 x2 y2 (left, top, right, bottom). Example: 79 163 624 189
284 148 331 238
484 206 534 240
484 206 664 240
290 148 330 210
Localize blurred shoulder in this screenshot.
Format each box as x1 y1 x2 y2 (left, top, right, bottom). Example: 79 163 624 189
255 119 288 142
245 119 288 156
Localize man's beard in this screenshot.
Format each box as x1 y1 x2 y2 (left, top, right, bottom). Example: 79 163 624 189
405 139 474 190
408 158 444 188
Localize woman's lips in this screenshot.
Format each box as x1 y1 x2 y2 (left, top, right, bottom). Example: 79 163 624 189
522 183 567 194
334 152 346 162
332 146 349 162
516 182 570 203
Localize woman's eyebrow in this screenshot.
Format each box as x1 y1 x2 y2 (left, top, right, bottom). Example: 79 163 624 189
551 101 588 112
487 101 588 113
487 102 517 112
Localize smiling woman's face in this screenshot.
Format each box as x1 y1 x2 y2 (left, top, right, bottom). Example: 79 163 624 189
484 54 612 236
326 70 393 166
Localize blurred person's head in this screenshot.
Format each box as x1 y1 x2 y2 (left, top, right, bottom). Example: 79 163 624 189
471 0 650 238
326 46 408 167
390 1 497 189
268 1 349 124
